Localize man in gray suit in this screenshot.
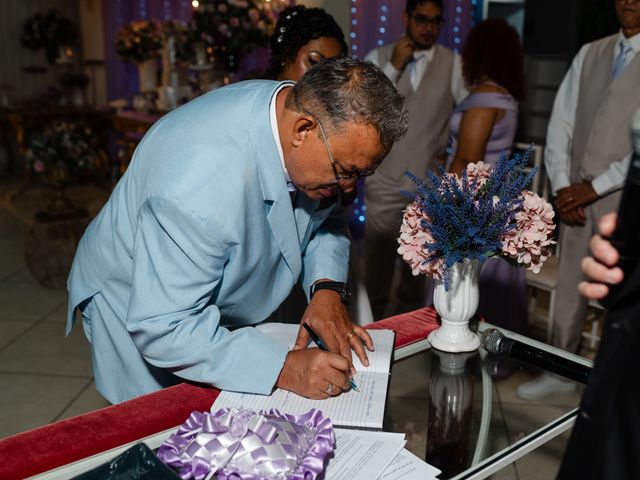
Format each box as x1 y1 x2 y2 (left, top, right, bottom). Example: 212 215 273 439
518 0 640 400
364 0 467 320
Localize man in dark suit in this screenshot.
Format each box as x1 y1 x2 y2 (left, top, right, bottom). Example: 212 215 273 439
558 212 640 479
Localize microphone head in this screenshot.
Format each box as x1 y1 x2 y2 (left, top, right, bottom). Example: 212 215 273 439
481 328 504 354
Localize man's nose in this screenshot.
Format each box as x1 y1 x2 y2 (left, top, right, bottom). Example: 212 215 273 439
340 179 358 193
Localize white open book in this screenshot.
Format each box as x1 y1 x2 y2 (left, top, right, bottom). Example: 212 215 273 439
212 323 395 428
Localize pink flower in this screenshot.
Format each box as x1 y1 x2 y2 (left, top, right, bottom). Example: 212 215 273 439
465 161 492 188
397 201 445 278
501 191 556 273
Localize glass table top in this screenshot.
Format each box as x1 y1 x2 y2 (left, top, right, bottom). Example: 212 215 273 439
383 324 589 479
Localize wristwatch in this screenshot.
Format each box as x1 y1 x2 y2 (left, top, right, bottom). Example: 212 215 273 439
310 281 351 305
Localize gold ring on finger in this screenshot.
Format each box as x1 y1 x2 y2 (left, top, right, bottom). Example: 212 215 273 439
345 330 356 341
326 382 334 394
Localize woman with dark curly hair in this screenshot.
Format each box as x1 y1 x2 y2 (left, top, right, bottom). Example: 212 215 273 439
447 17 525 174
446 18 528 337
268 5 348 81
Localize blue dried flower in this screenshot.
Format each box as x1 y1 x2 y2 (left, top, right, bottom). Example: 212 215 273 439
399 149 536 290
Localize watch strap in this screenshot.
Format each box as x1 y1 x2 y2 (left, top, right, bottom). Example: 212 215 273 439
310 281 351 305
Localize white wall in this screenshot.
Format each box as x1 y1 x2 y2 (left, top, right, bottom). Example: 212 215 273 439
298 0 351 42
79 0 107 106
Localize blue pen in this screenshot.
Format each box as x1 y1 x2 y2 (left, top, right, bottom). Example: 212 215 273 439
303 323 359 392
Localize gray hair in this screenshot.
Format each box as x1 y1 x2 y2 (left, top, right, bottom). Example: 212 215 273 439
286 57 408 151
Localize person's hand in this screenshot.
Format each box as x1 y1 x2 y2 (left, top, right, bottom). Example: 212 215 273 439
555 182 598 225
557 205 586 226
578 213 624 300
294 288 374 373
390 36 415 71
275 348 351 399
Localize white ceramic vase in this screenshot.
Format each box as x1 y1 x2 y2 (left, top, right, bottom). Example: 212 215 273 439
429 259 482 352
137 59 158 93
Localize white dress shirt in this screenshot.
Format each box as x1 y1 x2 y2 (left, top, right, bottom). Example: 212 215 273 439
270 81 295 188
544 31 640 196
365 45 468 104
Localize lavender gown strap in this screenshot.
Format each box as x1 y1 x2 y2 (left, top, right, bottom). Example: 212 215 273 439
455 92 518 112
447 91 519 167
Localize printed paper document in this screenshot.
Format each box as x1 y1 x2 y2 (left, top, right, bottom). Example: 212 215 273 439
380 448 441 479
212 323 395 428
324 429 406 480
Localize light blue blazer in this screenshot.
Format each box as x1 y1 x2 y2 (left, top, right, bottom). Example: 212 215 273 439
67 81 350 403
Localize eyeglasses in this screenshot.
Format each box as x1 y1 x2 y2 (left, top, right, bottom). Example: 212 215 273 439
410 14 444 27
304 111 376 183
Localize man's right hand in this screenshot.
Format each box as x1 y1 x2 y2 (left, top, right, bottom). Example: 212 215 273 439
275 349 352 399
390 36 415 71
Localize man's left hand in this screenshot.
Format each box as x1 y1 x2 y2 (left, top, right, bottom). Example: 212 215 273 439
294 289 374 373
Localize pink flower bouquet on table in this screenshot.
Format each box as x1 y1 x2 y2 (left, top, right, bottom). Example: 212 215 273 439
398 149 555 289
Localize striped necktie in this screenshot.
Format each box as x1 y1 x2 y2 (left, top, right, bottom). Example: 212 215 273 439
409 52 427 91
612 40 633 79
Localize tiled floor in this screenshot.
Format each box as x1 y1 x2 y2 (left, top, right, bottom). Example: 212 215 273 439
0 204 110 440
0 178 582 478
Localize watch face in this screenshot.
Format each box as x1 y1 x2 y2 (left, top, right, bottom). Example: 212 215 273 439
341 289 352 304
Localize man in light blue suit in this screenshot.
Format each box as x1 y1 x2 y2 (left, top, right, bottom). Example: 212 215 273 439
67 58 408 403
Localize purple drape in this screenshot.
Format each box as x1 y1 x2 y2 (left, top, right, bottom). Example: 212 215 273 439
103 0 193 101
350 0 475 58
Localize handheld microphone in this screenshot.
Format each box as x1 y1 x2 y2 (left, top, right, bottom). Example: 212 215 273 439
482 329 590 384
601 109 640 309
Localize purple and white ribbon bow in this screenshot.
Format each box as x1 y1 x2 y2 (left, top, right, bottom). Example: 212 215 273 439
157 408 334 480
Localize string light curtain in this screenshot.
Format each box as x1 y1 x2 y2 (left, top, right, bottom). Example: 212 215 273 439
350 0 476 58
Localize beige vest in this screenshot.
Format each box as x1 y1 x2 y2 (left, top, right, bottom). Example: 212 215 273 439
366 43 454 223
571 34 640 184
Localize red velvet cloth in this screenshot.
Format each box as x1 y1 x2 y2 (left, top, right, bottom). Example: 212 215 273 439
365 306 440 349
0 384 219 480
0 307 438 479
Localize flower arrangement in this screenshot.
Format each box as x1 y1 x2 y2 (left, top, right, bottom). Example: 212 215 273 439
115 19 164 64
20 10 79 64
398 150 555 289
187 0 280 71
26 121 99 186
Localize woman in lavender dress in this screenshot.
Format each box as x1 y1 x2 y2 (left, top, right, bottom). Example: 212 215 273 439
447 18 528 334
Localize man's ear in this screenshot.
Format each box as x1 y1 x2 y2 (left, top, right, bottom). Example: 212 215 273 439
291 114 316 148
402 11 409 29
